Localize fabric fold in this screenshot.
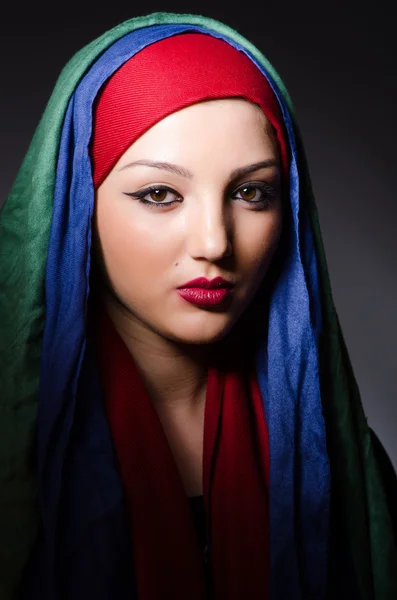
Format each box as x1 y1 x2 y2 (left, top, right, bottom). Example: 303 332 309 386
91 299 270 600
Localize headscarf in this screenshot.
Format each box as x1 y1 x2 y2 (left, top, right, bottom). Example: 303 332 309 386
0 12 396 600
90 32 290 187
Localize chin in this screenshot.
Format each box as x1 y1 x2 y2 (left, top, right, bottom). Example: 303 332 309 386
164 314 237 346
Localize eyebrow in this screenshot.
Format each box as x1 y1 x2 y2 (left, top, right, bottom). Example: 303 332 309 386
117 159 279 180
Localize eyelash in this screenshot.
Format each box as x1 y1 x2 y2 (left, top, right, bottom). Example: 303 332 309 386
124 182 278 210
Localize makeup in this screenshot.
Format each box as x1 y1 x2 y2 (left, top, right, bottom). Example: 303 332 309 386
177 277 234 306
177 287 233 306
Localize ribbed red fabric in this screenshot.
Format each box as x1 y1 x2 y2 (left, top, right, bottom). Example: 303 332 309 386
93 301 270 599
91 32 289 188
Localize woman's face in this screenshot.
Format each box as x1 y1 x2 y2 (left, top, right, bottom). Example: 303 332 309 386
94 98 283 345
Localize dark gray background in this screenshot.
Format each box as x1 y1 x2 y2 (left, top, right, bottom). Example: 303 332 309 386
1 1 396 467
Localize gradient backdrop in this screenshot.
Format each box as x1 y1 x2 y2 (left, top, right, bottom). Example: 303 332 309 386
1 1 396 468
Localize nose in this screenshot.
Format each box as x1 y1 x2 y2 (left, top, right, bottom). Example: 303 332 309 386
186 195 233 261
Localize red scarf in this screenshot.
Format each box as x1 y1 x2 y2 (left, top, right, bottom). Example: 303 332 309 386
93 301 270 599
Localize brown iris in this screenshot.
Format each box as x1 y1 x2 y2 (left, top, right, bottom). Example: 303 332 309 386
149 189 168 202
239 186 256 201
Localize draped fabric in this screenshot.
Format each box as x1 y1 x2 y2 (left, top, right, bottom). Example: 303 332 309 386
0 12 396 600
92 299 270 600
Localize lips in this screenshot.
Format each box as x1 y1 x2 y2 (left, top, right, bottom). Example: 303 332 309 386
177 276 234 290
177 276 235 306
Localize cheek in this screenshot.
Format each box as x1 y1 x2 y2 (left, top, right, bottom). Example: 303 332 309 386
236 209 283 280
94 198 173 296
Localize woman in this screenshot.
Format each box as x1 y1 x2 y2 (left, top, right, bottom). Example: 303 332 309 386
0 11 396 600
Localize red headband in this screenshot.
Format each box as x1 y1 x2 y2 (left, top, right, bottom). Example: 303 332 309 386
91 33 289 188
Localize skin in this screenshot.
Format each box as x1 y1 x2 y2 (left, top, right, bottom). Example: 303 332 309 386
92 98 283 493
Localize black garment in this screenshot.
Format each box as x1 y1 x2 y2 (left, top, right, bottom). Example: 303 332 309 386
188 495 211 591
188 495 206 553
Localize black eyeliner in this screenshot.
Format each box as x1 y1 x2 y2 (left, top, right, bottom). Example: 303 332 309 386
124 181 278 209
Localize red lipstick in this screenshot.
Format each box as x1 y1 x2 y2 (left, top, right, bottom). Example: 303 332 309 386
177 277 234 307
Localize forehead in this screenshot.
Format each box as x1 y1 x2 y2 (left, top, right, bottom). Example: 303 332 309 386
115 98 279 166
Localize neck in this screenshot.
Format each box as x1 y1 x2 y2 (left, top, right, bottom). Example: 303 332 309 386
100 290 210 415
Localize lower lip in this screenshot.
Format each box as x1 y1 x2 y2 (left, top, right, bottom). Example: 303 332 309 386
177 287 233 306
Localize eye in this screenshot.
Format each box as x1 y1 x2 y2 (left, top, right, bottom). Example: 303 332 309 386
124 182 278 210
147 189 168 202
123 185 182 208
232 182 278 208
239 187 257 201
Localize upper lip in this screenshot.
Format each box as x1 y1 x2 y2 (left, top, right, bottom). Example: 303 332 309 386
177 276 235 289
